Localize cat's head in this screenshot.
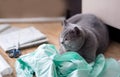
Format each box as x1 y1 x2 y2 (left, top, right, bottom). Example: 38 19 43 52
60 20 86 52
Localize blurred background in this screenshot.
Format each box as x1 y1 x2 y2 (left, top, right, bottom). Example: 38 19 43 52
0 0 65 18
0 0 81 18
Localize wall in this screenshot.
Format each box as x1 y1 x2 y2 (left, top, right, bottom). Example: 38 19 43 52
0 0 66 18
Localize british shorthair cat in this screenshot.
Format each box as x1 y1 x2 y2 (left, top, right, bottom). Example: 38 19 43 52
60 14 109 63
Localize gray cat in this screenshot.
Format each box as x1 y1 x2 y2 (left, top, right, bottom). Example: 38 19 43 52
60 14 109 63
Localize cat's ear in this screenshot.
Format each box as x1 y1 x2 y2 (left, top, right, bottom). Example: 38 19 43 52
74 27 81 35
62 20 68 26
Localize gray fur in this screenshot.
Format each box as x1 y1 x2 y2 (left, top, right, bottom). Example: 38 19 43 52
60 14 109 63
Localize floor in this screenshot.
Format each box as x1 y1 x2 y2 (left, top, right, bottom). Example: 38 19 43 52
0 22 120 77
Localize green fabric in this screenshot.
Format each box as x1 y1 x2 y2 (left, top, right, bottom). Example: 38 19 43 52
15 44 120 77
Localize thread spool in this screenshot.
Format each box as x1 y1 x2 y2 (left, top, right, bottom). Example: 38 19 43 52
0 55 13 76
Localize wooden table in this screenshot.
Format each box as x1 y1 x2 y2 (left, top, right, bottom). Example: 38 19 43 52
0 22 62 77
0 22 120 77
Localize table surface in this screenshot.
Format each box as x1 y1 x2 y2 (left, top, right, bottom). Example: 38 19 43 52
0 22 120 77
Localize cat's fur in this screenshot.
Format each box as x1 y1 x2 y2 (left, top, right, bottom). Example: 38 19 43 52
60 14 109 63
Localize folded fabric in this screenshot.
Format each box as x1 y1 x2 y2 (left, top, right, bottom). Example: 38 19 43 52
0 24 10 33
15 44 120 77
0 74 2 77
0 27 47 51
0 55 13 76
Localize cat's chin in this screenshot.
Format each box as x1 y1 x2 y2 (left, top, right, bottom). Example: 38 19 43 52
65 49 69 51
66 49 72 51
66 49 77 52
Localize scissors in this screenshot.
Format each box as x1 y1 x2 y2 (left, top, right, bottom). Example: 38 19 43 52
8 42 21 58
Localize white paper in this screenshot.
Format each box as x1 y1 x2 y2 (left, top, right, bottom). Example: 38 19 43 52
0 26 47 51
0 55 13 76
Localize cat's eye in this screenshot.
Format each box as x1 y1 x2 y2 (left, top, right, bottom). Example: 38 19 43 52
65 38 68 40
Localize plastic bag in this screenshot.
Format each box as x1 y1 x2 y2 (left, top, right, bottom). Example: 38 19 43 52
15 44 120 77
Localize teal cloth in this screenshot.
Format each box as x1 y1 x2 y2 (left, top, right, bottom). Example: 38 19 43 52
15 44 120 77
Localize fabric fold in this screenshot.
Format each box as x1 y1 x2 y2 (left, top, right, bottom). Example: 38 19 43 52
15 44 120 77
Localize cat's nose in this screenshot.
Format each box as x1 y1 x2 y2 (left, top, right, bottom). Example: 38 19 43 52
61 42 64 44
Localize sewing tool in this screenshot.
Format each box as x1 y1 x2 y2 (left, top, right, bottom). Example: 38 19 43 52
8 31 21 58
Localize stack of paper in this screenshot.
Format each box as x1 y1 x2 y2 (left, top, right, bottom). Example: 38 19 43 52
0 26 48 51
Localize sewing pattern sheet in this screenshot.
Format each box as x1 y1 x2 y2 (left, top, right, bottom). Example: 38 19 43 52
0 27 47 51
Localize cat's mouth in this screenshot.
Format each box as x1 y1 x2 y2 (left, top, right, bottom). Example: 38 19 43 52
65 46 73 51
66 49 71 51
